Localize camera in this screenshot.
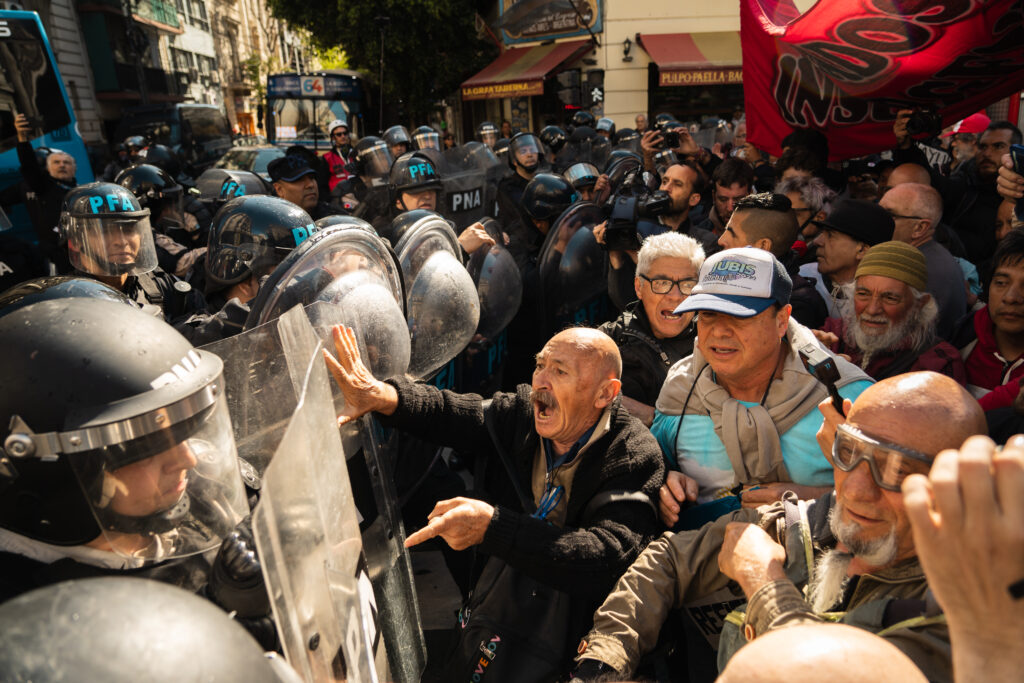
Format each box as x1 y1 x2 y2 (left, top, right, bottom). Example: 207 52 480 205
904 108 943 137
599 167 673 252
663 130 680 149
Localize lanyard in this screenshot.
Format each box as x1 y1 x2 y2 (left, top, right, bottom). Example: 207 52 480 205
532 484 564 521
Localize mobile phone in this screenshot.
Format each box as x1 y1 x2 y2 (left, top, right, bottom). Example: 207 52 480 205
1012 144 1024 221
798 342 845 416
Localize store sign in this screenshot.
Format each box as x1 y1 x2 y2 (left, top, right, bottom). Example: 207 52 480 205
660 68 743 87
497 0 602 46
462 80 545 101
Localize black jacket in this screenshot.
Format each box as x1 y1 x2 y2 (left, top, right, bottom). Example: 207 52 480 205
380 377 665 632
16 141 75 262
599 301 695 406
782 251 829 330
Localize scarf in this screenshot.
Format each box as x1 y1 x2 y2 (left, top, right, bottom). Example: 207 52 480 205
655 319 871 485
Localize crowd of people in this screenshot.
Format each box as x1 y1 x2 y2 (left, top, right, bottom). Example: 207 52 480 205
0 98 1022 683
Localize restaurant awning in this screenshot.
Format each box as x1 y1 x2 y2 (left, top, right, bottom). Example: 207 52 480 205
637 32 743 87
461 39 592 101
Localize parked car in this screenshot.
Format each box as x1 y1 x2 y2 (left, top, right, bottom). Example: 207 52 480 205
213 144 285 182
114 104 233 174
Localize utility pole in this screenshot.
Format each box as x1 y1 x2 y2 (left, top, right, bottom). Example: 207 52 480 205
375 15 389 135
122 0 150 104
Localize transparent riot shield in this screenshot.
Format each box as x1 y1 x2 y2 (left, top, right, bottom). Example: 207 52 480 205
457 217 522 394
536 202 611 338
391 213 480 378
442 141 503 229
251 306 426 683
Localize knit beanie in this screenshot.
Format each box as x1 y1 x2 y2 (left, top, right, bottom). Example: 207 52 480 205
855 241 928 292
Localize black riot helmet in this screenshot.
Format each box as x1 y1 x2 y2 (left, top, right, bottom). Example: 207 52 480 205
614 127 639 147
0 275 132 319
59 182 159 277
0 578 289 683
138 143 183 179
571 110 596 129
508 132 543 174
383 125 412 156
493 137 511 163
354 135 393 178
388 151 443 211
124 135 147 159
596 117 616 137
477 121 499 148
380 208 442 246
205 194 318 291
195 168 271 215
115 163 185 231
563 162 600 191
521 173 578 224
0 298 248 550
539 125 568 154
655 113 678 131
412 125 441 151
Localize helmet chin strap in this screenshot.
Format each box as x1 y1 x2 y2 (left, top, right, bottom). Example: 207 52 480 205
95 492 191 536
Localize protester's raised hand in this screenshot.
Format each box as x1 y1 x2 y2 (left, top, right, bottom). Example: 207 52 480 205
322 324 398 425
815 395 852 461
404 497 495 551
457 221 496 254
997 153 1024 202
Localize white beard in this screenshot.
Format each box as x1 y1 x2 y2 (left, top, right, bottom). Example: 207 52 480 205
808 548 853 613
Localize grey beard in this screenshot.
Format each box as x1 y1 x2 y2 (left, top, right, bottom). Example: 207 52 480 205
830 501 899 566
840 297 937 369
808 548 853 613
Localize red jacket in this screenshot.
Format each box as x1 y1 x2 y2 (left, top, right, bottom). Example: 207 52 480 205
822 317 967 385
960 305 1024 410
323 148 352 191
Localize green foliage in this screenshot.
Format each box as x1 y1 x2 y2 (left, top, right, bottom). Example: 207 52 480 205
266 0 498 123
316 46 350 70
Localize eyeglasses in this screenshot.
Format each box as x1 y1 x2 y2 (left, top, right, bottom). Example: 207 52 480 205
332 131 349 137
639 274 697 296
831 423 933 492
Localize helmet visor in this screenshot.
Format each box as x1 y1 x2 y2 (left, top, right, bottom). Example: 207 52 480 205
831 423 933 492
479 130 498 148
66 213 158 277
564 163 599 189
69 393 248 562
413 131 440 151
360 142 393 178
511 135 542 168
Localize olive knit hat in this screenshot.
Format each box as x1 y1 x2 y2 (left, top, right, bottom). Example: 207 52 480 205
855 241 928 292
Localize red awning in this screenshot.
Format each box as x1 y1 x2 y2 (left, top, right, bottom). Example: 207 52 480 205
461 39 591 101
638 32 743 87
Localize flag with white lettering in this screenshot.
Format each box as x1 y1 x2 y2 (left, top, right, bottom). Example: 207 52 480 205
741 0 1024 160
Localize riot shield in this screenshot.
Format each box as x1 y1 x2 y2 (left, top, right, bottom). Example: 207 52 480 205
391 213 480 378
250 306 426 683
442 142 503 229
456 217 522 394
536 202 611 338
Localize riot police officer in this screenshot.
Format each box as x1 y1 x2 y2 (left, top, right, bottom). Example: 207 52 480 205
370 151 444 232
412 125 441 151
564 162 602 202
383 125 412 158
59 181 208 327
476 121 499 149
116 164 205 278
495 131 544 235
596 117 616 139
200 195 320 340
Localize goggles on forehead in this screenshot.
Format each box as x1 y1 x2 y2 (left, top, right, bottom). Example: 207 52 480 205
832 423 933 492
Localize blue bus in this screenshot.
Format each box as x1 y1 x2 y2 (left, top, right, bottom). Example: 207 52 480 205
266 70 368 153
0 10 93 243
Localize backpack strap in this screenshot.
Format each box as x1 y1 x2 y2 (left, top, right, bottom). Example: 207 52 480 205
581 489 655 520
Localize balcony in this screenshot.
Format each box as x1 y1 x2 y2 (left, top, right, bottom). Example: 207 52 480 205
78 0 182 32
96 62 187 102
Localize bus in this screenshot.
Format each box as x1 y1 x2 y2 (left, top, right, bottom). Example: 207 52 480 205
266 70 368 153
0 10 93 242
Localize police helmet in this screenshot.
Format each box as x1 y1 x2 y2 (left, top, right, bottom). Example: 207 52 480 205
354 135 393 178
383 125 412 155
379 208 444 246
614 127 639 145
138 143 183 179
0 298 248 551
195 168 271 215
508 132 543 173
0 578 290 682
59 182 159 277
124 135 147 157
563 162 600 191
596 117 616 136
0 275 132 319
477 121 499 148
493 137 511 162
654 113 678 131
205 194 317 290
571 110 596 129
539 125 568 154
412 125 441 151
388 152 443 210
521 173 577 223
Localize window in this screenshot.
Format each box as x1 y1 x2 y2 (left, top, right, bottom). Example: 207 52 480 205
181 0 209 32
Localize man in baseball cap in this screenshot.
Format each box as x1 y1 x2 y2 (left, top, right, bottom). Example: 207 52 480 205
653 246 872 532
268 154 346 220
804 198 895 320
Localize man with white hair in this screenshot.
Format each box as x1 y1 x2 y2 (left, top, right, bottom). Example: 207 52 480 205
599 232 705 425
880 183 967 339
817 241 966 383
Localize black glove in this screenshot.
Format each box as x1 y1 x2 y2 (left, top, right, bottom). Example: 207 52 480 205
207 516 270 619
571 658 622 682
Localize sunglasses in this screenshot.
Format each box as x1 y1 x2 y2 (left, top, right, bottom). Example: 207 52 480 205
832 423 933 492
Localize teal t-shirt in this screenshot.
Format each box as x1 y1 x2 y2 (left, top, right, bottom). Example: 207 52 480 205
651 379 873 503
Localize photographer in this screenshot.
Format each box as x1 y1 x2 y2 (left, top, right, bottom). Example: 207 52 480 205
595 161 718 312
641 122 721 179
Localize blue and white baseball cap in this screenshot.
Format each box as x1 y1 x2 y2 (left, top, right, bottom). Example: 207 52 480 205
674 247 792 318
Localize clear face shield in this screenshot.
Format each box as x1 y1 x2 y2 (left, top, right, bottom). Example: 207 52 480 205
360 142 394 179
154 190 187 232
64 211 159 277
511 134 542 172
67 379 249 562
413 131 441 151
479 130 498 148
